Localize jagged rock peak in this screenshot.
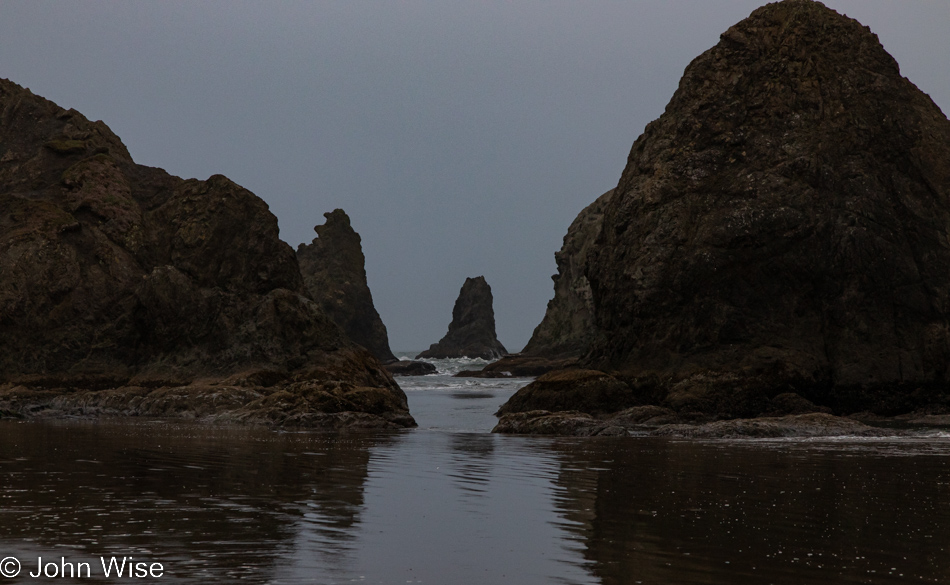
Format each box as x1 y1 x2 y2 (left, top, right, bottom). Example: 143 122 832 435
417 276 508 360
297 209 396 363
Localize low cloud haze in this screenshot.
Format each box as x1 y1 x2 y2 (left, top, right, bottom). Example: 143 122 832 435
3 0 947 351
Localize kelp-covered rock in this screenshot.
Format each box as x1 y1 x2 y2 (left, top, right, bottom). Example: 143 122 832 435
297 209 397 363
498 0 950 424
417 276 508 360
0 78 413 428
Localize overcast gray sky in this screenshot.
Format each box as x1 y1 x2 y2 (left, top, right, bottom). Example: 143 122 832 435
2 1 947 352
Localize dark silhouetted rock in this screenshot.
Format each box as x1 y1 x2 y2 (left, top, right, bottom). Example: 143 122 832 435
0 78 413 429
384 360 437 376
297 209 397 363
456 355 579 378
498 0 950 427
496 370 639 416
417 276 508 360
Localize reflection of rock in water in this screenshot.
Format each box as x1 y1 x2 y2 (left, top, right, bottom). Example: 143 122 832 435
293 434 393 574
447 433 496 498
549 453 599 537
545 439 950 585
0 421 395 583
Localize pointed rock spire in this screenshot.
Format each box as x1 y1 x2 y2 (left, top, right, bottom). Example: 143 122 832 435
417 276 508 360
297 209 397 363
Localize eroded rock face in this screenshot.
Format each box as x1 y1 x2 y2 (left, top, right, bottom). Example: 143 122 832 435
297 209 396 363
590 0 950 391
470 191 611 377
524 189 612 358
500 0 950 421
417 276 508 360
0 79 413 428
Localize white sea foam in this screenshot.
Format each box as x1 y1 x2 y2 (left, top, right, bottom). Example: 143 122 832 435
391 356 532 398
392 353 495 376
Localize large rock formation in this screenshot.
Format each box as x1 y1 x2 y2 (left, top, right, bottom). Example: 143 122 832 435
469 190 612 377
417 276 508 360
297 209 396 363
498 0 950 428
0 78 413 428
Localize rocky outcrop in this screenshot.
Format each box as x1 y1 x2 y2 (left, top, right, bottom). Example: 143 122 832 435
456 355 579 378
496 370 641 416
0 78 413 428
466 191 611 377
493 410 891 438
384 360 437 376
497 0 950 425
296 209 396 363
417 276 508 360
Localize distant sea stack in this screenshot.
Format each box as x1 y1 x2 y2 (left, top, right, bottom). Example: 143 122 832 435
296 209 397 364
417 276 508 360
497 0 950 430
0 79 413 429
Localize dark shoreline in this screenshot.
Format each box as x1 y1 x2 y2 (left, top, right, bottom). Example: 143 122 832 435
492 408 950 438
0 381 416 431
8 382 950 440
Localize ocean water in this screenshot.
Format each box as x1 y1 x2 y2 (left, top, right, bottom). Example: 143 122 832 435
1 358 949 584
392 352 533 432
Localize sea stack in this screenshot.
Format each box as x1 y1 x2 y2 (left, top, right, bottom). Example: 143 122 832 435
297 209 397 363
417 276 508 360
497 0 950 429
0 79 413 429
